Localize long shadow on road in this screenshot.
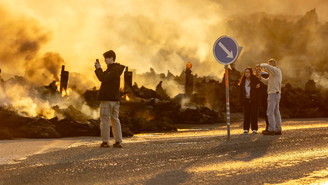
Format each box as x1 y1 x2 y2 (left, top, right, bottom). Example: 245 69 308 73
207 153 328 184
0 146 118 185
144 133 281 185
214 133 281 162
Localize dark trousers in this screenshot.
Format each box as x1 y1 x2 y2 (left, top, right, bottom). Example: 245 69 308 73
243 99 258 131
259 97 269 130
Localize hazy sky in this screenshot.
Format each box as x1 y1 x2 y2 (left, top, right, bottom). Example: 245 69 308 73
1 0 328 118
0 0 328 85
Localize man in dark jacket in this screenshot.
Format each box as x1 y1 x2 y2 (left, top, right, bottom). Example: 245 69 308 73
256 66 269 132
95 50 125 148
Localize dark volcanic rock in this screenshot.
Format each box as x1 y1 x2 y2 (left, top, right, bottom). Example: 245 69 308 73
0 110 61 139
177 109 202 124
176 107 224 125
0 110 34 128
52 105 92 122
138 86 161 99
131 117 176 133
17 118 60 138
280 81 328 118
156 81 169 100
304 79 317 93
0 127 13 140
131 118 149 133
54 118 97 137
83 88 99 108
148 119 177 132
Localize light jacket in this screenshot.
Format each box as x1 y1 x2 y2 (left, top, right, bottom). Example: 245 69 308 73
259 63 282 94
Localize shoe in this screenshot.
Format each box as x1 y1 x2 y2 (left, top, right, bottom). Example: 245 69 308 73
100 142 110 148
252 130 257 134
275 130 282 135
262 129 268 133
262 130 275 135
113 142 123 148
244 130 249 134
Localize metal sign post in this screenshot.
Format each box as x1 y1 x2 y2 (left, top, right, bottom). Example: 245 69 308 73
213 35 242 141
224 65 230 140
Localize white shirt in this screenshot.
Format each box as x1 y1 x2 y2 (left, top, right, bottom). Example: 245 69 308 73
245 79 251 99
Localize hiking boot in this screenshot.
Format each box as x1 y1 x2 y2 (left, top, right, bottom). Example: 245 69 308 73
100 142 110 148
262 130 275 135
275 130 282 135
113 142 123 148
244 130 249 134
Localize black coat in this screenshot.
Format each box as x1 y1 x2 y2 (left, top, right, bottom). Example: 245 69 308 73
239 76 261 105
95 63 125 101
259 72 269 106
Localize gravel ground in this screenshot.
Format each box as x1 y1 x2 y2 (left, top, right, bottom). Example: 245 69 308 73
0 118 328 185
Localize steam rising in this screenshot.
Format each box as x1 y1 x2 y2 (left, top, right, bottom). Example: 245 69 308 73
25 52 65 83
1 0 328 81
231 9 328 87
0 0 328 118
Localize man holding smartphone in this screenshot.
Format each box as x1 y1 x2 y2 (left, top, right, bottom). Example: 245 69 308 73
256 59 282 135
95 50 125 148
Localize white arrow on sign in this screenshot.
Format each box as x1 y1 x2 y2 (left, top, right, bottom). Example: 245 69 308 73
218 42 233 58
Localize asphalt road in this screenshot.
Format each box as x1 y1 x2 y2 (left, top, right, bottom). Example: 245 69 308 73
0 118 328 185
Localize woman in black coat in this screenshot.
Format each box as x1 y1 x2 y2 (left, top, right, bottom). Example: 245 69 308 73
238 67 261 133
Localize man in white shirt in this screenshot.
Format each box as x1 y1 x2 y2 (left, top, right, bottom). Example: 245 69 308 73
256 59 282 135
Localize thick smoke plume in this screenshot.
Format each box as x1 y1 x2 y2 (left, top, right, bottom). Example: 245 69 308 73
231 9 328 88
1 0 328 83
1 0 328 118
0 1 67 84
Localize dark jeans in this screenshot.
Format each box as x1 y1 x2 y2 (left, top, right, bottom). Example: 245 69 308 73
243 99 258 131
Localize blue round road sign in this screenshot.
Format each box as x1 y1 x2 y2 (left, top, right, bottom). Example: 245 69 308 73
213 36 239 65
